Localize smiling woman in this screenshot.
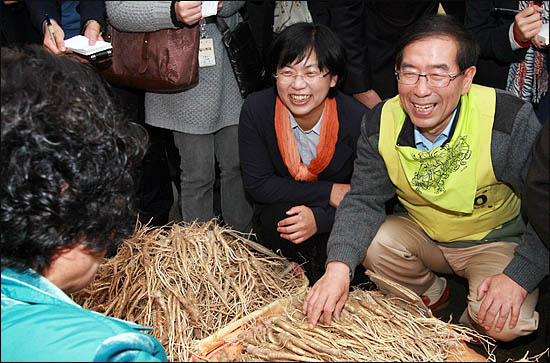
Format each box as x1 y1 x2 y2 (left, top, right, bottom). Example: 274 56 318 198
238 22 369 284
274 52 337 131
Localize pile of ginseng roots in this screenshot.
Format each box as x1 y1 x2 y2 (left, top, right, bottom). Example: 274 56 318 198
237 289 496 362
72 220 308 362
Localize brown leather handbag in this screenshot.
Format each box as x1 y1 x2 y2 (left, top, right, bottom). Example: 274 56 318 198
99 25 200 93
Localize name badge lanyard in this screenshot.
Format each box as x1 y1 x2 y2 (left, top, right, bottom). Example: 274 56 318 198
199 18 216 67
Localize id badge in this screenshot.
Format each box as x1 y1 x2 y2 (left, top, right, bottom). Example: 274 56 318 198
199 38 216 67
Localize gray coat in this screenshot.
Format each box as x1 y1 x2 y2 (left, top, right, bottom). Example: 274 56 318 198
328 88 548 293
106 1 245 134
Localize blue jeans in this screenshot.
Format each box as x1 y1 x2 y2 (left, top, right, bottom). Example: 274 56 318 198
173 125 253 232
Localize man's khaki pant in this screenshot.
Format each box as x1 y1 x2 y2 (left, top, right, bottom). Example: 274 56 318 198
362 214 539 342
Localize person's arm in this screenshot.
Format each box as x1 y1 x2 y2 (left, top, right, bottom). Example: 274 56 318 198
310 205 336 234
26 0 59 34
503 224 549 292
94 331 167 362
303 105 396 328
477 92 547 333
26 0 67 54
353 90 382 110
238 96 334 207
79 0 106 44
326 106 395 276
491 94 546 290
106 1 178 33
511 4 546 49
523 122 550 247
464 0 527 63
277 193 348 243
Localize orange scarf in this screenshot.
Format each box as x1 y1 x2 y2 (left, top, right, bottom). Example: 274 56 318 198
275 96 339 181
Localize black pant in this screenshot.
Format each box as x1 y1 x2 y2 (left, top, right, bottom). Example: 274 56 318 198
257 202 328 285
110 85 180 226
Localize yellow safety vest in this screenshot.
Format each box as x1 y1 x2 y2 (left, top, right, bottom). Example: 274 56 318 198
379 84 521 242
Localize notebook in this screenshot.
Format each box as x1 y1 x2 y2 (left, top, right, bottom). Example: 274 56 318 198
64 35 112 56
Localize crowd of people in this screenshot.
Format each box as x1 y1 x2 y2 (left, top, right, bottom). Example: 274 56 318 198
1 0 548 361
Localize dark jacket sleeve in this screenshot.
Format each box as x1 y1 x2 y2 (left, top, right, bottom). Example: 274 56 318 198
464 0 527 63
26 0 105 36
464 0 529 88
523 121 549 249
491 90 548 292
26 0 60 34
311 205 336 234
238 91 333 207
79 0 106 35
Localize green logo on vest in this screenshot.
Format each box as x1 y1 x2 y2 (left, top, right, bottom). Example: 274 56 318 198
411 136 472 194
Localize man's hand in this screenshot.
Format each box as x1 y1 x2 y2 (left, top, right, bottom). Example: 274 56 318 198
514 5 544 43
303 261 350 328
277 205 317 244
175 1 202 26
83 20 104 46
353 89 382 109
43 19 67 55
329 183 350 208
476 273 528 333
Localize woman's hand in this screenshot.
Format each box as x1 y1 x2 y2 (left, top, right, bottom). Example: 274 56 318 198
175 1 202 26
277 205 317 244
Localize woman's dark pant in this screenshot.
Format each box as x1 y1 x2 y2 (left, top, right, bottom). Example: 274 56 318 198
257 202 328 285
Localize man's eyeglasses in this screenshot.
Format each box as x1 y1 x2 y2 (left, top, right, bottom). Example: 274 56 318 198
273 70 330 84
394 70 465 88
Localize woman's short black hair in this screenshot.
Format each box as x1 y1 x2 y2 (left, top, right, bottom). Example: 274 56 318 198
395 14 480 72
1 45 148 274
268 22 346 98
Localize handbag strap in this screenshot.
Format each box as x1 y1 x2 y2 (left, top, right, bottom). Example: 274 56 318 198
139 32 150 74
215 17 229 35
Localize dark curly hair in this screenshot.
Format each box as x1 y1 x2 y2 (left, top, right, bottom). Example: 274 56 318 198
1 45 148 274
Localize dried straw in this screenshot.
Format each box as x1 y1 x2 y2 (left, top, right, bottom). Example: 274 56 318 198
72 219 307 362
508 348 550 362
238 288 496 362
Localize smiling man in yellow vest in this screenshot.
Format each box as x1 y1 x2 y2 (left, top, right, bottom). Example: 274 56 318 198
302 14 548 342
